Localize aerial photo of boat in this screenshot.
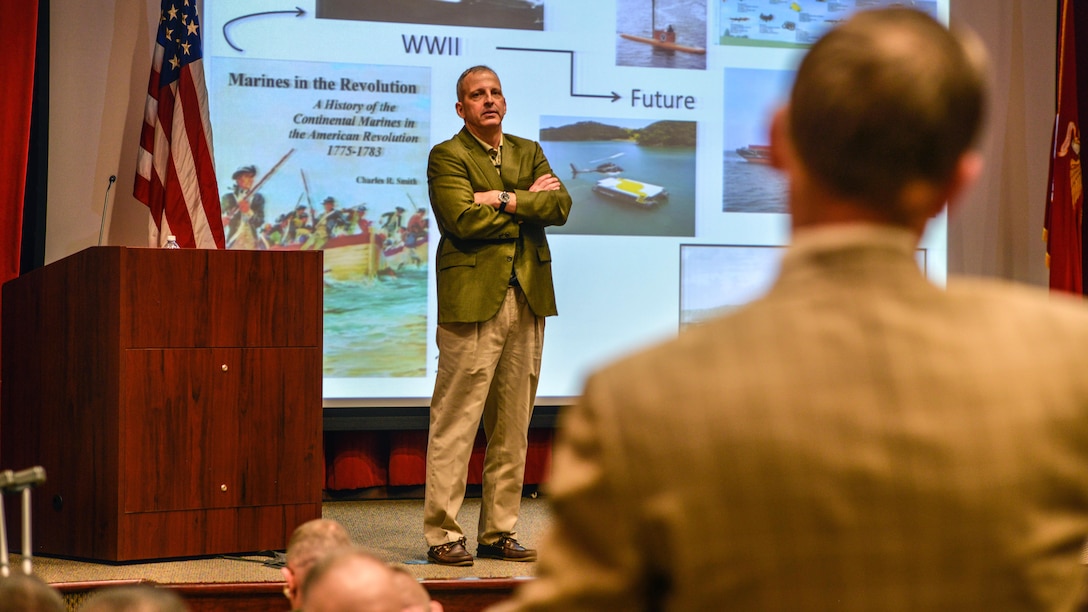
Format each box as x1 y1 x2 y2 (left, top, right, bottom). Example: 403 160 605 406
592 176 670 208
569 154 670 208
541 117 695 236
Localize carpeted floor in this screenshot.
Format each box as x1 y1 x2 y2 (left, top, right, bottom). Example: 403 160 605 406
24 496 551 586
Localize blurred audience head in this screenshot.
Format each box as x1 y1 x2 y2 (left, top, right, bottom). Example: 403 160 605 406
78 584 187 612
300 547 401 612
0 573 64 612
390 565 443 612
777 7 988 230
283 518 354 609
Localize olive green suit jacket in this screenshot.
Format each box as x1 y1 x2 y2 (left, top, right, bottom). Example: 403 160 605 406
427 127 572 323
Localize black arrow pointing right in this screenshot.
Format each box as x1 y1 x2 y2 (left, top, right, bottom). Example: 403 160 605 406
497 47 620 102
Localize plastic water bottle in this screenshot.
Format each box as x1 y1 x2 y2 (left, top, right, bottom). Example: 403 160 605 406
164 235 181 249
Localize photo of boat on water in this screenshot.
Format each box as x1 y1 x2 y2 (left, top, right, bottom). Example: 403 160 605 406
723 67 793 214
539 116 697 237
617 0 707 70
315 0 545 31
718 0 938 49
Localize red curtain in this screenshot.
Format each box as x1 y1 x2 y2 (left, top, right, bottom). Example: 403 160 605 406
325 429 554 491
0 0 38 291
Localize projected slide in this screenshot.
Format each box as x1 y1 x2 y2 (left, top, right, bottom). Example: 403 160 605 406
719 0 938 48
201 0 947 403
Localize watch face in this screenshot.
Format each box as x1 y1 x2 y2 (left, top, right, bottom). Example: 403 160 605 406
500 191 510 204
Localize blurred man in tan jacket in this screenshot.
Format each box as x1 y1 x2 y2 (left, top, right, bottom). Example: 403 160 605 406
499 8 1088 611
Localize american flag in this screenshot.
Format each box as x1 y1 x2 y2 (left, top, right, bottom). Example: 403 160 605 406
134 0 225 249
1045 0 1084 293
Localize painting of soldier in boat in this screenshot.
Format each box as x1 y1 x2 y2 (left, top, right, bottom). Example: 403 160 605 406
218 154 431 379
218 154 428 281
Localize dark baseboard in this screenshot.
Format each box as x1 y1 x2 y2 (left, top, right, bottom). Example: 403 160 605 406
323 405 561 431
59 578 521 612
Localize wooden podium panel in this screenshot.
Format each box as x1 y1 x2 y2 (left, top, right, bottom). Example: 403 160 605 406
0 247 323 561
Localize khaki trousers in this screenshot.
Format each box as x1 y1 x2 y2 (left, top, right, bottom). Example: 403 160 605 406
424 285 544 547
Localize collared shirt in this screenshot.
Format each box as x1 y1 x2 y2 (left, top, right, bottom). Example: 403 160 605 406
469 132 504 173
467 132 517 285
787 223 920 261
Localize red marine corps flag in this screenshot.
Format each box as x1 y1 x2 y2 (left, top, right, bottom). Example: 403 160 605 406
134 0 225 249
1046 0 1084 293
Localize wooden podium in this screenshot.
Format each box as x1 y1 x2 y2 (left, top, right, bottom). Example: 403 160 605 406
0 246 323 561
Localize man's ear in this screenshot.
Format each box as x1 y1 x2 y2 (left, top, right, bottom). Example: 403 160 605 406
455 100 465 119
942 151 983 216
899 151 983 226
281 566 296 597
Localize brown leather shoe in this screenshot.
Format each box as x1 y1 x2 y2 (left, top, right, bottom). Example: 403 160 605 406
476 536 537 562
428 538 474 566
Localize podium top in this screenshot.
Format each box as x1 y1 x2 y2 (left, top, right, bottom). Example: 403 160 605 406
4 246 323 349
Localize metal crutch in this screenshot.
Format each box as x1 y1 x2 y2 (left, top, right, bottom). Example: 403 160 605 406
0 466 46 576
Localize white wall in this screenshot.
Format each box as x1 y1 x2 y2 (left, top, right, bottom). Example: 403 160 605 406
948 0 1055 285
49 0 1056 288
47 0 158 258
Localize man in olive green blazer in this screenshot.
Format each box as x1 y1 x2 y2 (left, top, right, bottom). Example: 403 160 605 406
423 65 571 566
497 9 1088 611
428 128 569 323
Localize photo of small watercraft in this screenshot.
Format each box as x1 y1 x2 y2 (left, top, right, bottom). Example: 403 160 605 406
619 0 706 54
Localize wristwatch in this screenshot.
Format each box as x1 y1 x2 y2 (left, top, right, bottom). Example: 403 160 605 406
498 190 510 213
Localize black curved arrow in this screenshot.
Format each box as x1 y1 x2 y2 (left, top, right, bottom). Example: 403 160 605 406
497 47 621 102
223 7 306 53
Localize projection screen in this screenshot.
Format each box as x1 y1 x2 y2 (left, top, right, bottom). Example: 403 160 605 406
199 0 948 406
